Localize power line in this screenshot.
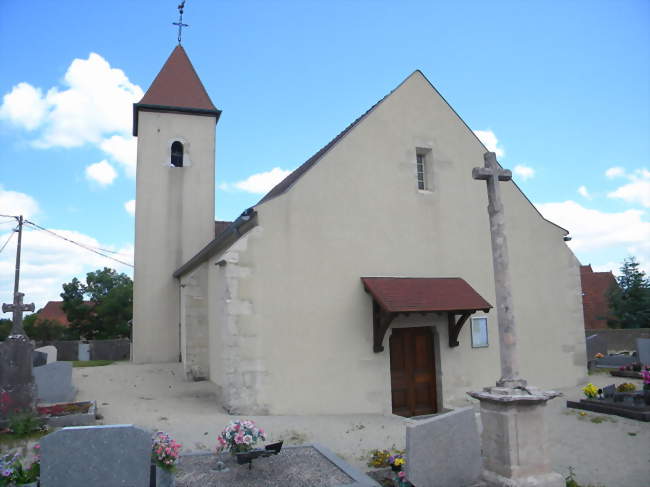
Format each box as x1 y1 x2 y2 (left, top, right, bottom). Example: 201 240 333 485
0 227 17 254
24 219 134 268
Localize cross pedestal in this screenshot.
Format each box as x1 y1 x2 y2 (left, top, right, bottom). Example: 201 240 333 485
468 388 563 487
469 152 562 487
0 292 36 424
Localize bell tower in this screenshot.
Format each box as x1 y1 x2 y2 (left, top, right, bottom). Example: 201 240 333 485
132 46 220 363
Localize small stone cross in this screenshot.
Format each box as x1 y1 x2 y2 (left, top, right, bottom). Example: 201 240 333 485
473 152 526 389
2 292 35 337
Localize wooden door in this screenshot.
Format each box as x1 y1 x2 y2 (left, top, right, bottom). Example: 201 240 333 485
389 327 437 417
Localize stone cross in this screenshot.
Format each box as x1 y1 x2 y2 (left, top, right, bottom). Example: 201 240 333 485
2 292 35 338
473 151 526 388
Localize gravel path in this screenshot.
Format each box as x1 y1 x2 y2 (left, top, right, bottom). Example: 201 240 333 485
175 447 354 487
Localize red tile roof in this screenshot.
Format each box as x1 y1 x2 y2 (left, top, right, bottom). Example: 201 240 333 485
580 265 618 330
36 301 70 327
139 45 217 111
361 277 492 313
133 45 220 135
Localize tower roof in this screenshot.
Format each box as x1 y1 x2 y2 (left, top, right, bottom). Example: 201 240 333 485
133 45 220 135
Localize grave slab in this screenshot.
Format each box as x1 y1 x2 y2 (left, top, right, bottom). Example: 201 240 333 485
32 350 47 367
40 424 151 487
406 407 481 487
34 361 76 404
35 345 58 364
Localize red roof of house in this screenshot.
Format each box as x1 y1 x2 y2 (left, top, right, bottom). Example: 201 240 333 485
138 45 217 111
361 277 492 313
580 265 617 330
36 301 70 326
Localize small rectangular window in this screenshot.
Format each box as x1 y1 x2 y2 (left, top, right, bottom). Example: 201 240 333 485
471 317 488 348
416 153 426 190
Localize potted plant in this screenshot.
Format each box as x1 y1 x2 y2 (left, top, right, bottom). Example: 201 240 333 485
152 431 181 487
216 419 266 455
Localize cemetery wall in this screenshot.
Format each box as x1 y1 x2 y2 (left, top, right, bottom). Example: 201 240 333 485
204 71 586 415
34 339 130 361
585 328 650 353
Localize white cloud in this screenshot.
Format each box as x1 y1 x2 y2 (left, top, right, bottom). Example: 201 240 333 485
0 226 133 310
0 53 143 178
535 200 650 253
100 135 137 177
0 82 48 130
607 168 650 208
473 130 505 158
0 186 40 218
605 166 626 179
0 188 132 309
225 167 292 194
513 164 535 181
85 160 117 186
124 200 136 216
578 185 591 199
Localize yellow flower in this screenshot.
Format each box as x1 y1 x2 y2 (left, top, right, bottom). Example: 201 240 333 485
582 383 598 399
394 458 405 466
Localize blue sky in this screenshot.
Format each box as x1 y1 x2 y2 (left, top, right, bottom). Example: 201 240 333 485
0 0 648 308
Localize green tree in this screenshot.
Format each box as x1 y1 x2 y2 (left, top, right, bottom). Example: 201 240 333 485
61 267 133 339
24 315 68 341
0 318 11 340
608 256 650 329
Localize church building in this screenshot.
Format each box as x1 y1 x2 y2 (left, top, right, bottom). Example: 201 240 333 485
132 45 587 416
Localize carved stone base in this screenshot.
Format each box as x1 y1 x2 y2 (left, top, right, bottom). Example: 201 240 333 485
468 386 563 487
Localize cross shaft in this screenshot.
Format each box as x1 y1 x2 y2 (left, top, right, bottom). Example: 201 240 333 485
473 152 526 388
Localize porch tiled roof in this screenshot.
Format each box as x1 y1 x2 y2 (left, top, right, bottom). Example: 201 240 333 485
361 277 492 313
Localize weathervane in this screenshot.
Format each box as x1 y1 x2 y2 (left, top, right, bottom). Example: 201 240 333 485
173 1 188 45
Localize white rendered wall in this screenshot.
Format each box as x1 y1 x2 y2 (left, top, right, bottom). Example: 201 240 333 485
206 72 586 414
132 111 216 364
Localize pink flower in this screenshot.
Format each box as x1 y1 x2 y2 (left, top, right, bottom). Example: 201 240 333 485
398 471 406 479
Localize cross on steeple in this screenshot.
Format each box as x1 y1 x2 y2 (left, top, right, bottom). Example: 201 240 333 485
173 1 189 45
2 292 35 338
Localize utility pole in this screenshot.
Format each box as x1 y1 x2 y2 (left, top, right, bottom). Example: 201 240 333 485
2 215 35 337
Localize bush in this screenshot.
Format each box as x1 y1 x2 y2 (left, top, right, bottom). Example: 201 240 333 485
8 410 43 437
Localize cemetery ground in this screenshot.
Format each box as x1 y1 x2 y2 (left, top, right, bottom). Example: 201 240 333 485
64 362 650 487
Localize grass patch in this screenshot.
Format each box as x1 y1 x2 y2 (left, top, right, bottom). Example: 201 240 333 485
72 360 114 367
0 429 48 448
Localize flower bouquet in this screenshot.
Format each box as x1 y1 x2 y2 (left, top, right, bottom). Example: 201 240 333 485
582 383 598 399
152 431 182 471
216 419 266 454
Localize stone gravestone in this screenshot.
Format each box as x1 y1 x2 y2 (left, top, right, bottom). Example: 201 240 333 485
636 338 650 366
40 424 151 487
0 340 36 424
406 407 481 487
586 334 607 360
34 362 76 404
35 345 58 364
32 350 47 368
